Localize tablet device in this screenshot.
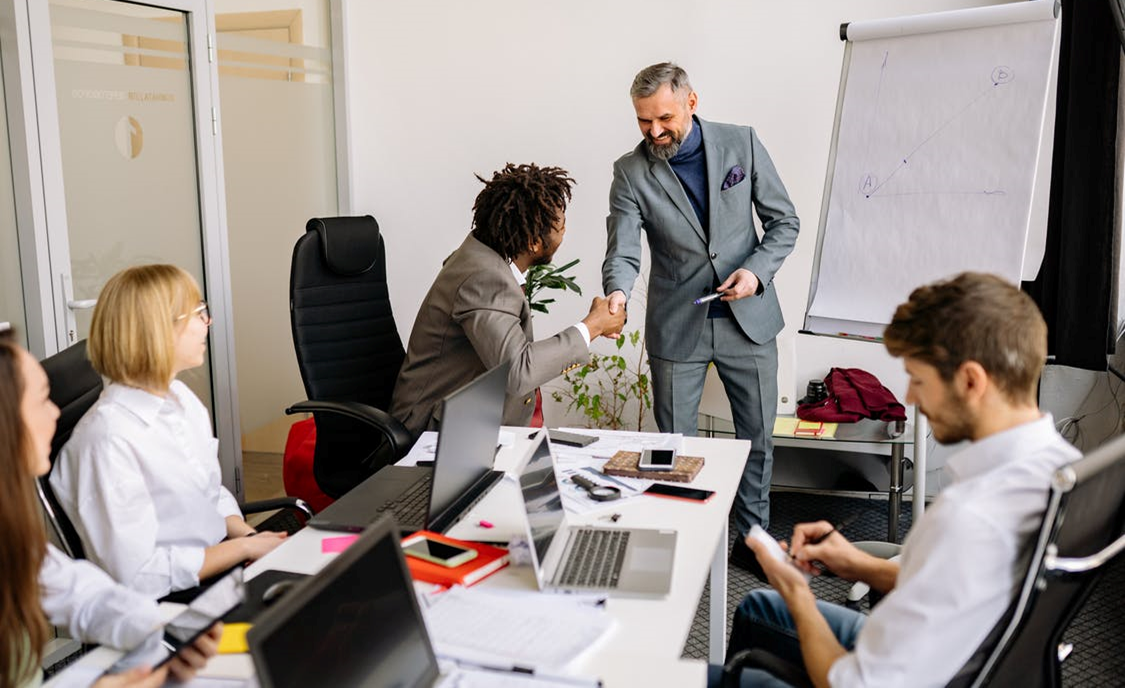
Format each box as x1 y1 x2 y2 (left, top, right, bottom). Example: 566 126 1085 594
104 568 246 674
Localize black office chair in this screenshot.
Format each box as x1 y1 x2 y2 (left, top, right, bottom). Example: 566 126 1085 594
37 340 312 561
950 432 1125 687
721 433 1125 688
286 216 413 499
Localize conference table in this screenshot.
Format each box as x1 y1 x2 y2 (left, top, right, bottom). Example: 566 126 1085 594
50 429 750 687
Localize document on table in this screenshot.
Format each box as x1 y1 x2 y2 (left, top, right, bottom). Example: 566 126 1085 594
423 586 612 671
556 428 682 460
555 464 650 515
401 430 514 466
438 665 600 687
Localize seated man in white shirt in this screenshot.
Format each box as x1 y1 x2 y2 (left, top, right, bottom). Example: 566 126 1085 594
713 272 1081 688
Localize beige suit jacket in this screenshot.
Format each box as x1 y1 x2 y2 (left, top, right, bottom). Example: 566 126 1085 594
390 234 588 438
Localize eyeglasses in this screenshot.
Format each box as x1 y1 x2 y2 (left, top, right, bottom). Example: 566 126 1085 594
175 301 211 325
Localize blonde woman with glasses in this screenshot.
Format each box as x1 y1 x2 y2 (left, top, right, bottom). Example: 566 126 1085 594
51 265 285 599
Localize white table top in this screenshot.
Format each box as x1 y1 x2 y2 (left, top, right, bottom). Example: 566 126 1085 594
247 429 748 684
53 429 747 688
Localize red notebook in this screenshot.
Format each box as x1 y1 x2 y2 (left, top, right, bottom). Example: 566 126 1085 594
403 531 509 588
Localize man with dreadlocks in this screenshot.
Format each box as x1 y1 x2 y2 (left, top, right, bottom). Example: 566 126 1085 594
391 163 625 438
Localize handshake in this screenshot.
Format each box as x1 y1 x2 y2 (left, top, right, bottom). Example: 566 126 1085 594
581 293 628 340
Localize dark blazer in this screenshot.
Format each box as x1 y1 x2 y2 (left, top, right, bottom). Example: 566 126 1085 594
602 118 799 360
391 234 588 438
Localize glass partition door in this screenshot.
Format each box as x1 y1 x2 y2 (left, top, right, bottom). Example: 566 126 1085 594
31 0 243 494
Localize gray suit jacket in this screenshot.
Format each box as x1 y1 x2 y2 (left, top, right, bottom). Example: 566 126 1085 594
602 118 799 360
390 234 588 438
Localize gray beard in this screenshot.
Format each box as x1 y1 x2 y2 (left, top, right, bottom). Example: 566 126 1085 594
645 137 681 161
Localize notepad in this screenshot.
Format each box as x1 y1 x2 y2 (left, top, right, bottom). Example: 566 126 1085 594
773 418 838 438
424 587 612 670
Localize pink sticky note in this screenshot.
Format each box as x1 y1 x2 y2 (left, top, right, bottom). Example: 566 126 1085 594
321 535 360 554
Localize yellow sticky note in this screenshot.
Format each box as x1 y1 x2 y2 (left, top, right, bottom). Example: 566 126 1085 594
218 622 251 654
773 418 800 435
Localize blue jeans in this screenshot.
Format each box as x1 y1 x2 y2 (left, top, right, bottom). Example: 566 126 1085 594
706 590 867 687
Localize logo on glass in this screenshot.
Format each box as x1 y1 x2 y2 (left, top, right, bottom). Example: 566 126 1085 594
114 116 144 160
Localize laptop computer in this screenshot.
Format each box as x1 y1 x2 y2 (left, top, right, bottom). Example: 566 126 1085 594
514 431 677 597
307 361 508 534
247 514 441 688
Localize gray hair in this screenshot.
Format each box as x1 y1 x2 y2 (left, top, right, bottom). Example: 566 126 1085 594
630 62 693 100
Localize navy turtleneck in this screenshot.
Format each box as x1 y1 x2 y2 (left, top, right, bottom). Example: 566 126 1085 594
668 116 708 237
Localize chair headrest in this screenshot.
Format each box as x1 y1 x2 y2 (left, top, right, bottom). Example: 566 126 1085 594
305 216 382 276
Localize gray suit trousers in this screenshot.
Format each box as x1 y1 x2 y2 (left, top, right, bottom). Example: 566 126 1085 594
649 317 777 534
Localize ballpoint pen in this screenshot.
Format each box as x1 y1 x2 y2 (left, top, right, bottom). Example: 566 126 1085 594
693 291 723 305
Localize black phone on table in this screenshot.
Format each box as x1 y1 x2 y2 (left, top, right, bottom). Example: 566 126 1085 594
644 483 715 502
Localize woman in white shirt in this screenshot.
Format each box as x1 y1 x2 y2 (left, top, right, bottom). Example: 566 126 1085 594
51 264 285 598
0 331 218 688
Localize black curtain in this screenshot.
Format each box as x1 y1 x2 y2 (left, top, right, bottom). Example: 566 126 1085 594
1023 0 1121 371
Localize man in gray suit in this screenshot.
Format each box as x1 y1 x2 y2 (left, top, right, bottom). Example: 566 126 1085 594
392 163 625 439
602 63 799 554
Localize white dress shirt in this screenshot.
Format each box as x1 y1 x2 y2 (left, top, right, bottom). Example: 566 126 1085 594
828 414 1080 687
39 544 163 649
51 380 242 597
510 262 591 345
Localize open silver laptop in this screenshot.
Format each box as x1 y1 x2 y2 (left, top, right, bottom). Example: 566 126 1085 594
513 431 677 597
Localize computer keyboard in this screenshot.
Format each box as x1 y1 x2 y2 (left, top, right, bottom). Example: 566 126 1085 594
376 474 431 523
557 528 630 589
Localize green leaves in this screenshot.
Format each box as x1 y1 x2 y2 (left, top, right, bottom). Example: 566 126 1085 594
553 331 653 431
525 258 583 314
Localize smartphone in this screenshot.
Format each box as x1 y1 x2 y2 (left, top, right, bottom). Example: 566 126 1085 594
644 483 715 503
401 535 478 568
104 568 245 674
638 448 677 471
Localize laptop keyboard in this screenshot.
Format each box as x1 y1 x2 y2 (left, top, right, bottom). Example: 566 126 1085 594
375 474 432 524
557 528 630 589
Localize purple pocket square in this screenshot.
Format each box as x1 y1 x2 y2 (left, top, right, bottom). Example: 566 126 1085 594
721 165 746 191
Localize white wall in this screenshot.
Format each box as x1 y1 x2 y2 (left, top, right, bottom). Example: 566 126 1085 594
343 0 1017 451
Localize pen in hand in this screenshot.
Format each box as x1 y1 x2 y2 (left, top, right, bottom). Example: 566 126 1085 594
693 291 723 305
806 512 862 548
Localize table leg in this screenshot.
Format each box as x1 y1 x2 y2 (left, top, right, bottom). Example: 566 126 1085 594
887 444 904 542
710 519 728 664
913 410 928 524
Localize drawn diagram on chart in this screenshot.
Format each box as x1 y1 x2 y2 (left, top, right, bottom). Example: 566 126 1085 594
856 52 1016 201
807 18 1058 328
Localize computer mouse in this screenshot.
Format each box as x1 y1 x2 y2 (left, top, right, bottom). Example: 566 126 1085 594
262 580 296 606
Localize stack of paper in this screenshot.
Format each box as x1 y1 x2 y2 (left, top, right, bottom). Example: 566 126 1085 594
424 587 612 670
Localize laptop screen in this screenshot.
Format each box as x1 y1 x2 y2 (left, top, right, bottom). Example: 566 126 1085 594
429 362 508 524
517 434 567 567
249 518 439 688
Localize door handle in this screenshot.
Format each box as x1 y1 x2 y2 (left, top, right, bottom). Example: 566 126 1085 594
66 299 97 310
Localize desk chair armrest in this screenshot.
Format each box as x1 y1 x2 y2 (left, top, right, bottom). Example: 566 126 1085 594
1044 533 1125 574
722 649 813 688
285 400 413 458
242 497 314 519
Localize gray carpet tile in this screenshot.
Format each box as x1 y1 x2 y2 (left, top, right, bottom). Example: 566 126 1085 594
682 491 1124 686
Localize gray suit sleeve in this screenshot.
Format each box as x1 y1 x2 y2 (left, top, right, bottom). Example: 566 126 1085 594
453 273 587 398
743 128 799 287
602 161 643 299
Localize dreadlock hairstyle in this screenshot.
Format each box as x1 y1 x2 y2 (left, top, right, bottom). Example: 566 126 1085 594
471 163 575 263
0 330 50 688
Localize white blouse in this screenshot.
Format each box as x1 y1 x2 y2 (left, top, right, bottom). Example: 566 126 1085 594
39 544 163 650
51 380 242 597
